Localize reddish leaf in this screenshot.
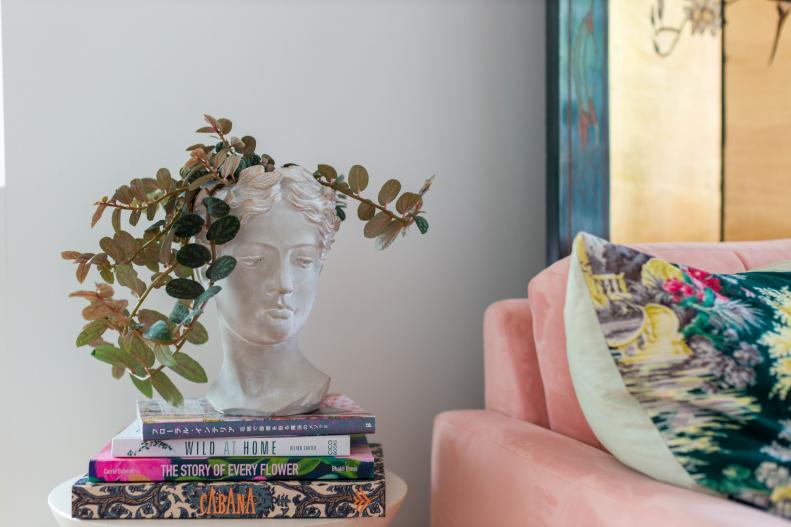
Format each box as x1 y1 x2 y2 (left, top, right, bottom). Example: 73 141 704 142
76 262 90 283
91 203 108 228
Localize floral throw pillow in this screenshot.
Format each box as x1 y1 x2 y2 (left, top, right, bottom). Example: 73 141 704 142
570 232 791 519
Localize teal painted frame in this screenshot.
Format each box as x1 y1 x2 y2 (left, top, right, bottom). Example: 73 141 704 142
546 0 610 263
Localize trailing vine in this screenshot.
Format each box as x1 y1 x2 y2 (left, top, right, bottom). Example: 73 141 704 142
62 114 433 406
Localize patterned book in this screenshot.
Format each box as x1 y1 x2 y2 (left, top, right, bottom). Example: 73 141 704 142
138 394 375 440
112 421 352 457
90 435 373 483
73 444 385 519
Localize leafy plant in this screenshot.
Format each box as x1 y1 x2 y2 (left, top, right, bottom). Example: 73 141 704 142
62 114 433 406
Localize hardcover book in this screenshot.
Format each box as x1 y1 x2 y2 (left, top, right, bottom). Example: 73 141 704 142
73 445 385 520
112 421 352 458
138 394 375 440
90 435 374 483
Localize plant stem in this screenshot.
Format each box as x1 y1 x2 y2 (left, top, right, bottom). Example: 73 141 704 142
167 212 218 352
118 225 170 266
145 296 206 379
128 262 176 321
98 187 185 212
204 210 217 261
316 179 409 226
173 321 196 354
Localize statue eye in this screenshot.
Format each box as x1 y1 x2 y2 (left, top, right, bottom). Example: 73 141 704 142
237 256 266 267
294 256 314 268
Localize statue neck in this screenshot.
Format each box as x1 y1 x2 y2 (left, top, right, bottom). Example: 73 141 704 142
208 317 330 416
217 317 311 389
219 317 303 367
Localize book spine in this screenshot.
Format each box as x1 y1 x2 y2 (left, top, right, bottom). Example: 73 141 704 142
72 478 385 519
112 434 351 458
142 415 375 440
89 454 374 483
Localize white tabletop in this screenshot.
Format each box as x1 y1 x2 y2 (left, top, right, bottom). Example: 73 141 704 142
48 471 407 526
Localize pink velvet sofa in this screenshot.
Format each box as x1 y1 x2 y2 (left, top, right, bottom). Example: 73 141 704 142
431 239 791 527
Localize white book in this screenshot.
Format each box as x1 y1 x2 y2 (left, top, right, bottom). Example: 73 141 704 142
111 421 351 458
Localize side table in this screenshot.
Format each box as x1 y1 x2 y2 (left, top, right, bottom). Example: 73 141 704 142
48 470 407 526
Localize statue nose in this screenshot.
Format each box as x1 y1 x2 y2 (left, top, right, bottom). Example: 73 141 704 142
275 285 293 295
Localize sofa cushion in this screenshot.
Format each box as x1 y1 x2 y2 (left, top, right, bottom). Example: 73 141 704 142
483 299 549 427
432 410 787 527
528 237 791 449
566 232 791 519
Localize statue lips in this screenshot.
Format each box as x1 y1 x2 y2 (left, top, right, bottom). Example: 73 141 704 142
265 305 294 320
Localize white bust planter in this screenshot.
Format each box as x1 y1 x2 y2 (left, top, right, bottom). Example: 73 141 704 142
197 165 340 416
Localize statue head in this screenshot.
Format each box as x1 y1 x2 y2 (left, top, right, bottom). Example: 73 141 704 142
197 165 340 345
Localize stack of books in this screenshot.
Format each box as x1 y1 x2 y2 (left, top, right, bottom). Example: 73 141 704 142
71 394 385 520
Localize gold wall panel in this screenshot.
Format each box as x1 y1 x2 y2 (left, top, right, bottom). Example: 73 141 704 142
609 0 722 244
724 1 791 241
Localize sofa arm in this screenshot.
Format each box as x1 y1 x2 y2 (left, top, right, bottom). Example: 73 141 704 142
484 299 548 427
431 410 782 527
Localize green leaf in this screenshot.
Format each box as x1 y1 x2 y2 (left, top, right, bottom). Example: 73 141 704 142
170 352 208 383
363 212 391 238
153 343 178 367
145 219 166 233
335 205 346 221
348 165 369 193
130 178 148 201
156 168 172 189
317 164 337 181
150 370 184 406
375 221 401 250
121 333 155 368
203 197 230 218
99 237 124 261
159 230 175 265
194 285 221 308
137 309 168 330
378 179 401 205
187 321 209 345
206 256 236 281
113 185 134 205
172 213 205 238
99 265 115 284
76 321 107 347
217 118 232 134
357 202 375 221
91 344 135 369
144 320 173 342
206 215 240 245
240 135 257 156
174 263 194 278
176 243 212 268
130 374 153 398
169 303 190 324
114 231 136 255
166 278 205 300
111 208 122 233
396 192 421 214
234 156 249 178
116 264 146 297
414 215 429 234
182 308 203 326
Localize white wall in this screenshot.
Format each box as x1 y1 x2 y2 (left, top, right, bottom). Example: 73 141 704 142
0 0 545 525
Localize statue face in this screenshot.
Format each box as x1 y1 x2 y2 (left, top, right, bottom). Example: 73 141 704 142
215 199 323 345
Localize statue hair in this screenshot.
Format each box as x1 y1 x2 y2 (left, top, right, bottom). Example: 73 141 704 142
195 164 340 262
